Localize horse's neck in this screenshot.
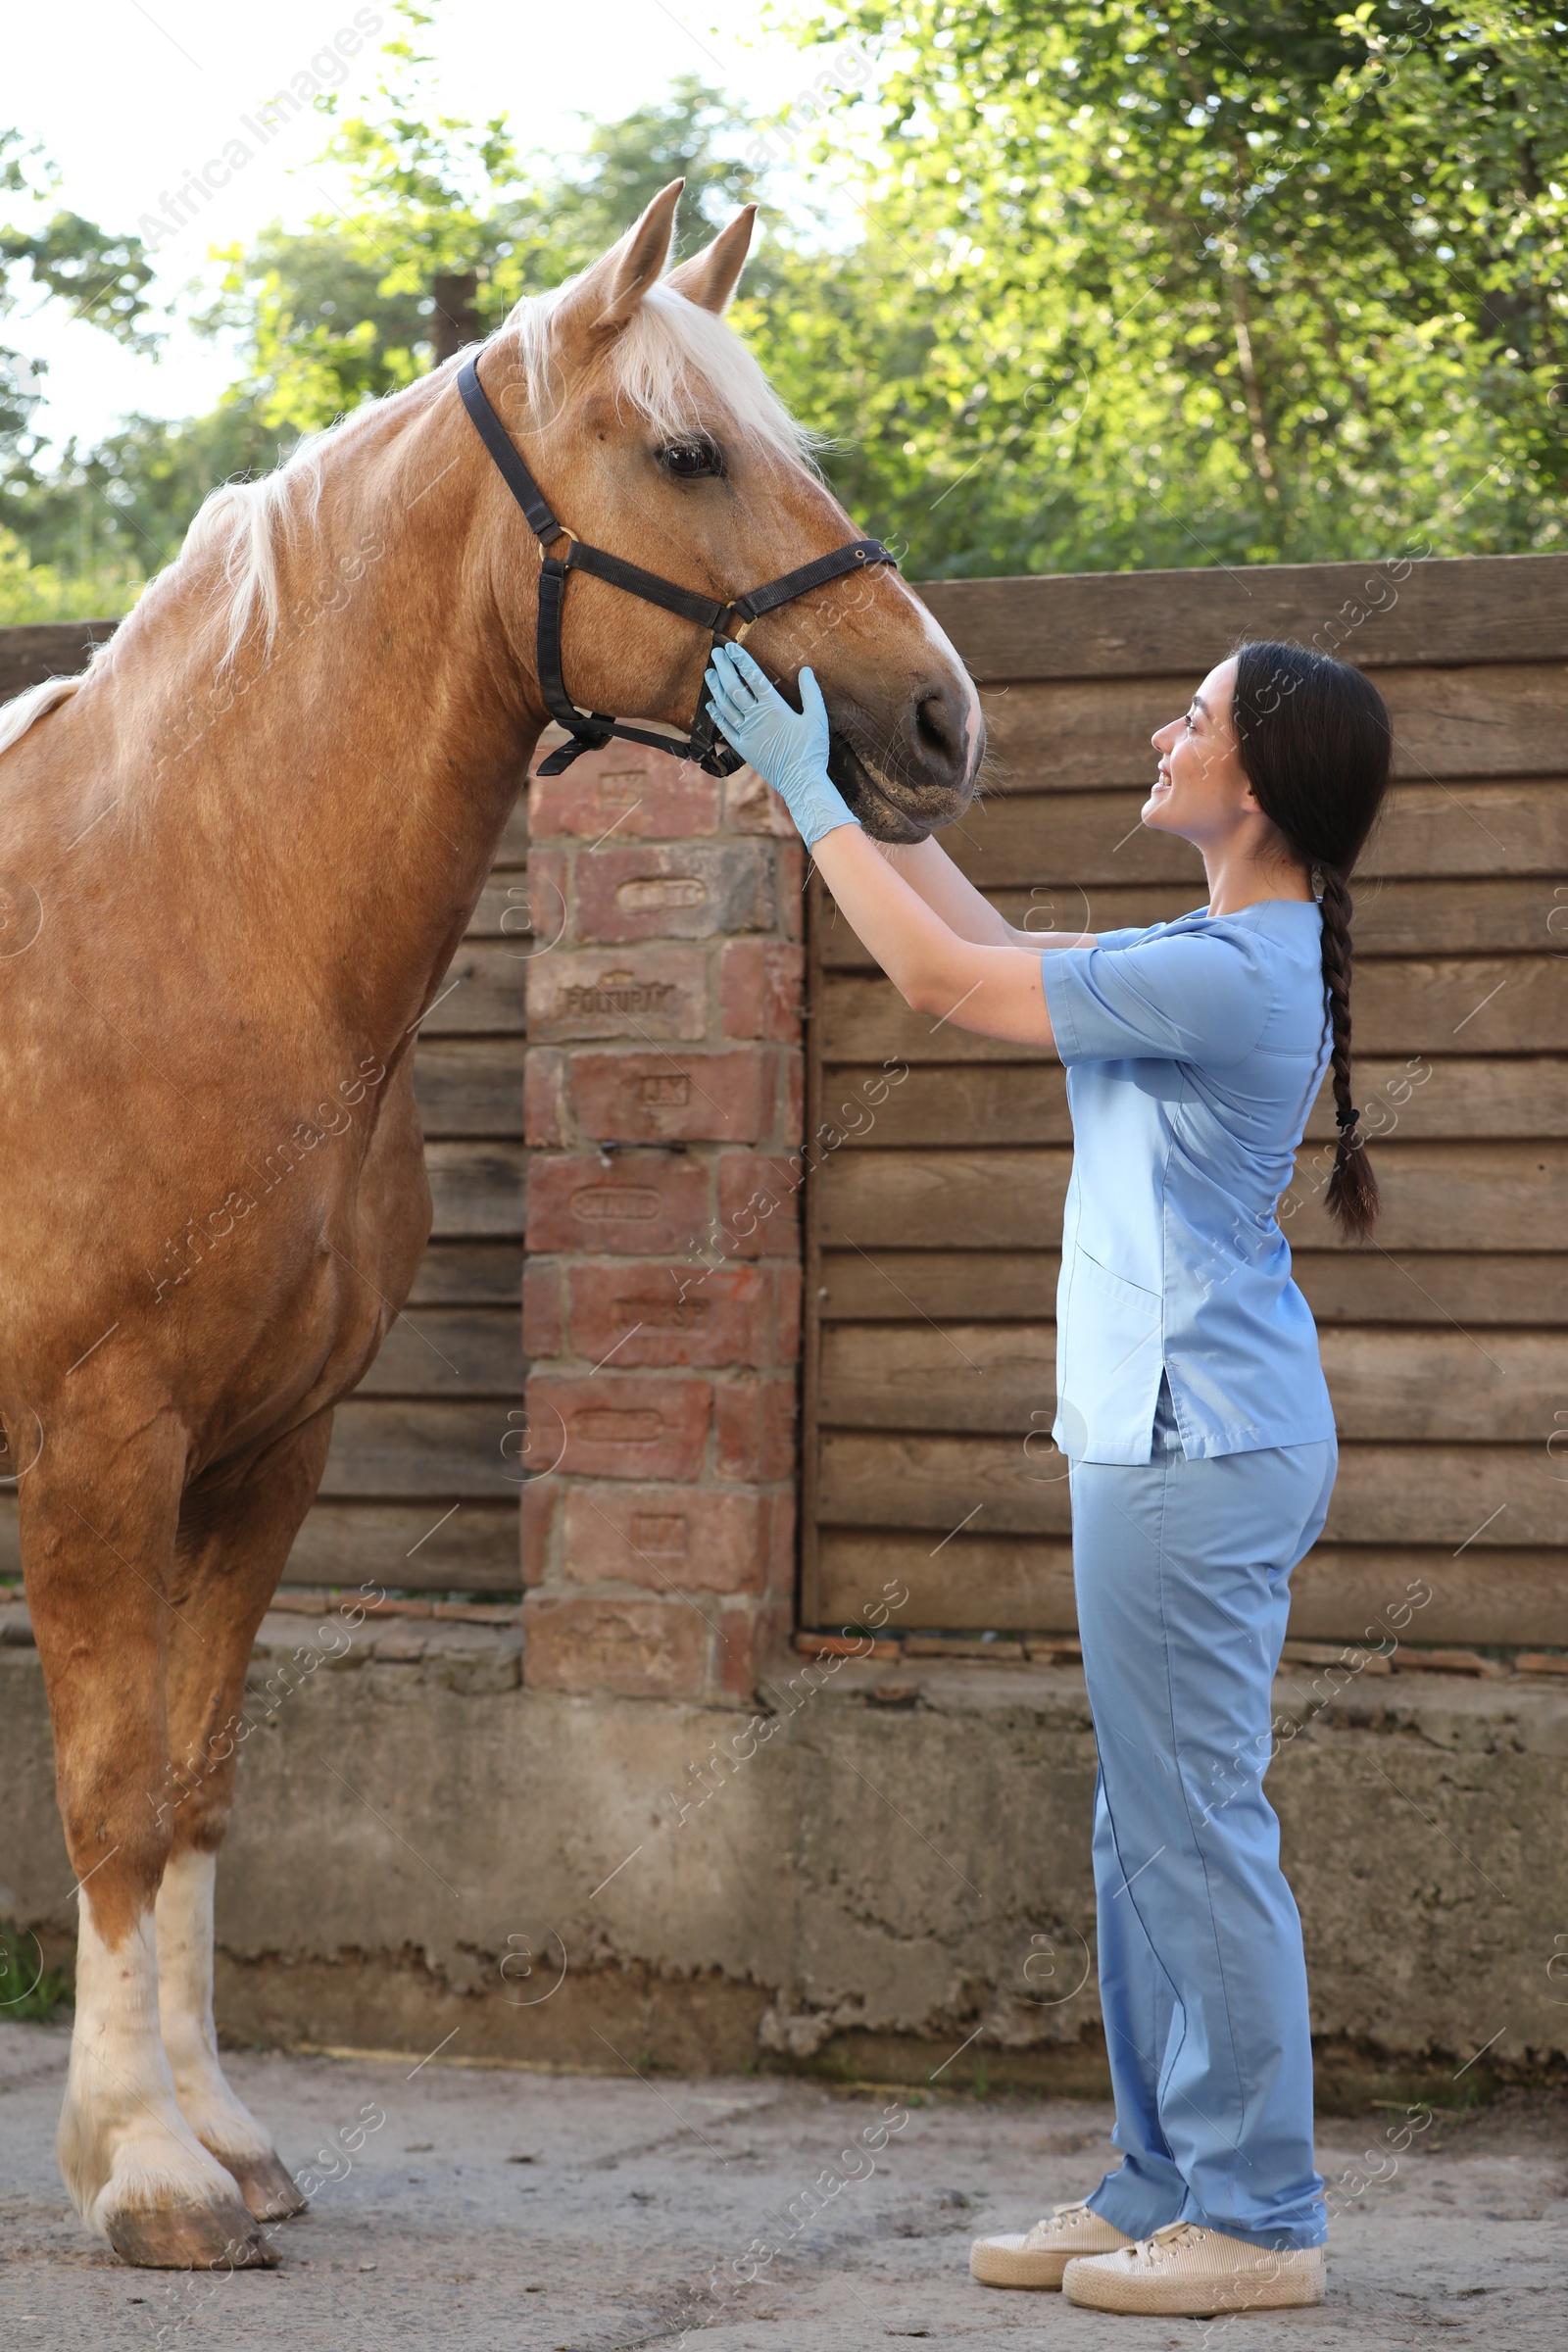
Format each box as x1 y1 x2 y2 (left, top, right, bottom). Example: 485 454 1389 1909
118 381 540 1059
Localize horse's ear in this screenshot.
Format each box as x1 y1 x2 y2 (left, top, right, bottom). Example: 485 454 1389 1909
554 177 685 345
664 205 758 315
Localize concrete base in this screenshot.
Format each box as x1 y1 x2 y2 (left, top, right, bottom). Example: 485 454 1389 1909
4 1611 1567 2098
6 2026 1566 2346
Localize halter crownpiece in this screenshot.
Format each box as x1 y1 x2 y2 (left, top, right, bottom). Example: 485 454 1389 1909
457 356 898 778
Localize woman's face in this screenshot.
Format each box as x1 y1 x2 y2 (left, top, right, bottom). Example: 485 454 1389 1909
1145 657 1260 851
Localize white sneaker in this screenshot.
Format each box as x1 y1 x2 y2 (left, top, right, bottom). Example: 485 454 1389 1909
969 2199 1135 2288
1064 2222 1325 2315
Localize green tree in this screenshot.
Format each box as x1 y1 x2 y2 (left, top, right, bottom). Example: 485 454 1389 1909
1 21 768 589
1 127 157 452
13 0 1559 605
779 0 1568 571
0 127 161 614
199 0 764 436
5 406 284 591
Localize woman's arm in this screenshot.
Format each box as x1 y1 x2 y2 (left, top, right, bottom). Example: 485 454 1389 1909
702 644 1078 1049
884 835 1094 953
814 824 1059 1051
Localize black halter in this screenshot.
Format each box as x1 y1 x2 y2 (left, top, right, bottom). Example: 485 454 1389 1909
457 356 898 778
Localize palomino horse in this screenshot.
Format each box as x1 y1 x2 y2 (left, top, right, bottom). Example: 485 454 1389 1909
0 180 981 2268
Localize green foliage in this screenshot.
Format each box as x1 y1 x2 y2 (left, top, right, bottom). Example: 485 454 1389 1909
0 1920 73 2023
0 126 158 455
0 124 163 611
0 526 138 621
0 403 285 609
4 0 1563 593
199 1 764 436
784 0 1567 571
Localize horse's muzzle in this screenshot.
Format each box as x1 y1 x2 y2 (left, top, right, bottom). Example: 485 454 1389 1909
825 677 983 844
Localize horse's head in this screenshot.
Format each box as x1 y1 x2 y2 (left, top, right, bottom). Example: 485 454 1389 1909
478 179 981 840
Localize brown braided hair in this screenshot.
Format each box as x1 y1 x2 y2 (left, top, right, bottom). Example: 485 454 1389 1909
1231 641 1393 1242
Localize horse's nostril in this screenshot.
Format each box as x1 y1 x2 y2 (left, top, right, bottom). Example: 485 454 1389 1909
915 693 959 762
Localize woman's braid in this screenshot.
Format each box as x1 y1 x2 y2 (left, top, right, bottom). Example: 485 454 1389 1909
1318 867 1378 1241
1231 641 1392 1243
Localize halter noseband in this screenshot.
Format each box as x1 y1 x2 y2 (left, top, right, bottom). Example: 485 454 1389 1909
457 356 897 779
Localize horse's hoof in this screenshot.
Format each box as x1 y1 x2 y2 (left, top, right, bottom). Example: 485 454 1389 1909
222 2148 309 2222
105 2192 279 2270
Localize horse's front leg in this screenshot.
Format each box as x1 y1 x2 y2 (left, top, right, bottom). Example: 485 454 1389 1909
158 1414 335 2225
22 1418 273 2270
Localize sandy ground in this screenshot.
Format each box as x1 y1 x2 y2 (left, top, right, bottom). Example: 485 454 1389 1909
2 2021 1565 2350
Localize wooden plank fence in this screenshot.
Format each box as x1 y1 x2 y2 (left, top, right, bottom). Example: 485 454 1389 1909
8 548 1566 1638
803 555 1568 1649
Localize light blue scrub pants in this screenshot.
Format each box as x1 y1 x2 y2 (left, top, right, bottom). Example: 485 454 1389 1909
1071 1383 1337 2251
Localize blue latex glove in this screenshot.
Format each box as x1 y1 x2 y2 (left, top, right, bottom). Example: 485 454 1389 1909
704 641 858 850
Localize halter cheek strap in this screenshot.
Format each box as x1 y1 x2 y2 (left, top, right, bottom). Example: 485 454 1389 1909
456 356 897 778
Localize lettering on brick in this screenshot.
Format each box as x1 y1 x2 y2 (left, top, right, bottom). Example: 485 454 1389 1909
634 1073 690 1105
562 969 678 1018
572 1409 663 1445
597 767 646 808
615 1296 710 1330
631 1513 688 1555
571 1187 662 1222
615 876 709 911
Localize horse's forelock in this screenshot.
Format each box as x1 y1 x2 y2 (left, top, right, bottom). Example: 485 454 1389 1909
512 277 820 467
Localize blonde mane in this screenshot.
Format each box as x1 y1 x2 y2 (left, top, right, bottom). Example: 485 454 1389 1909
0 670 91 760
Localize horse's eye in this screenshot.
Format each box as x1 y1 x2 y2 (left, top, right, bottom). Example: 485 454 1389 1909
661 440 722 478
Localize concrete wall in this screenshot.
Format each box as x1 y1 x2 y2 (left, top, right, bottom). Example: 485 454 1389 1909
5 1611 1566 2103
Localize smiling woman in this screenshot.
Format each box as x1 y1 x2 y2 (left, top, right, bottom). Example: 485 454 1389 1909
710 632 1396 2320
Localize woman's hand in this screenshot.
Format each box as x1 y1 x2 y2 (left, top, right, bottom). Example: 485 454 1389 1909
707 643 1056 1052
705 642 859 850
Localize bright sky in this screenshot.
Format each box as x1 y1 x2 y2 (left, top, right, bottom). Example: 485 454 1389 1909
6 0 864 452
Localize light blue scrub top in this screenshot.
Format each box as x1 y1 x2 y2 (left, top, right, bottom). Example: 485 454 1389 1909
1040 900 1337 1465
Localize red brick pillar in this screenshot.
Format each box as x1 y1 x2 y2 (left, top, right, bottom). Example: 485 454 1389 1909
521 745 805 1702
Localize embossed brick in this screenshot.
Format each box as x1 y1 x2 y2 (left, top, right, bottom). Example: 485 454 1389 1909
522 691 810 1703
523 1045 565 1147
528 947 708 1044
572 844 773 944
716 1155 803 1260
564 1261 777 1370
528 747 719 842
526 1370 711 1481
521 1259 563 1360
526 1152 710 1257
565 1048 772 1146
522 1593 706 1697
519 846 569 956
520 1478 559 1586
557 1484 768 1593
720 941 804 1043
714 1375 798 1484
